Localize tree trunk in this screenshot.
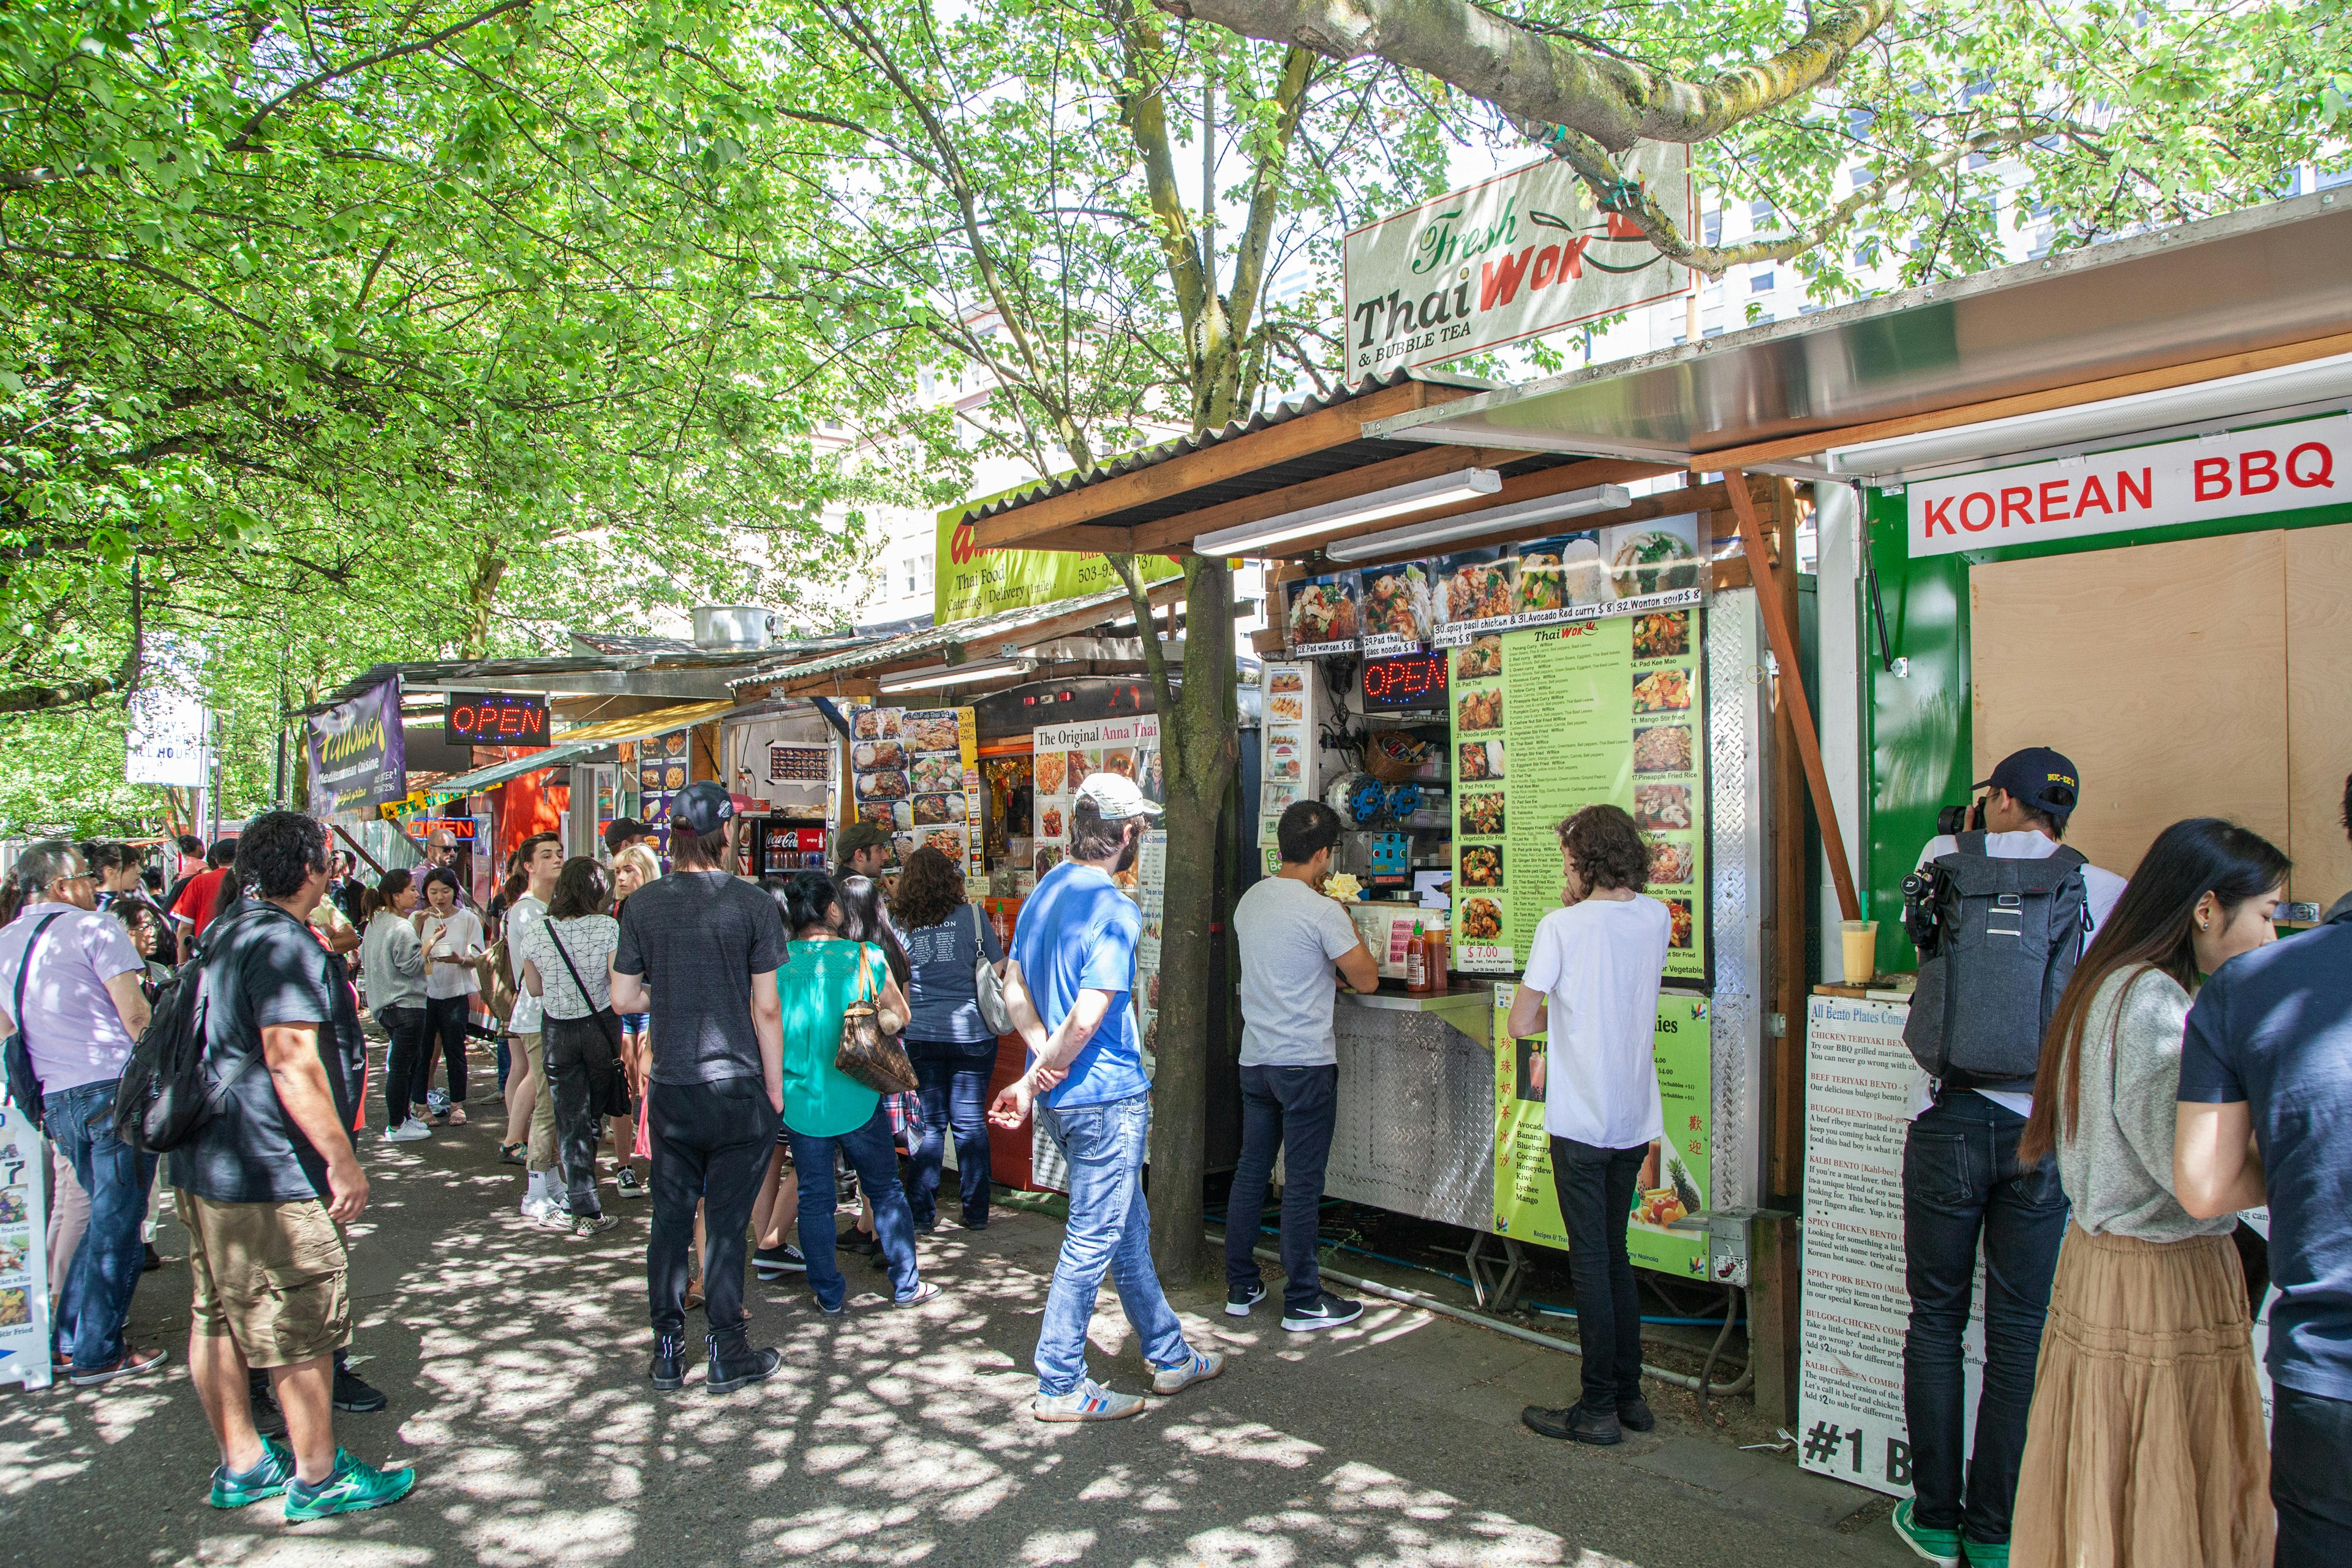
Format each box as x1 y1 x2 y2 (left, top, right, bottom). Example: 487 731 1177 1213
1145 555 1238 1282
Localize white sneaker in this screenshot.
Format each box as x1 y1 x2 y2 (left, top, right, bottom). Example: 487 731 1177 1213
1150 1348 1224 1395
385 1118 431 1144
519 1194 560 1224
1031 1378 1146 1422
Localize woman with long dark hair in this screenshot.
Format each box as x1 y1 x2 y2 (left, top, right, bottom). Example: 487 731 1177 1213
2011 818 2287 1568
515 857 624 1237
891 846 1005 1232
412 867 481 1128
360 870 432 1140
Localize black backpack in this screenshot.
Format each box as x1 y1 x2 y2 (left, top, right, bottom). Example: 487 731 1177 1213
111 908 264 1153
1901 832 2092 1090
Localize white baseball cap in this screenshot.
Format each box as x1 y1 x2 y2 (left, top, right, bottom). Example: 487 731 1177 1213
1076 772 1163 821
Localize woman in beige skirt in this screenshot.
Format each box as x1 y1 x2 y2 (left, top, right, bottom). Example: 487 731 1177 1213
2011 817 2289 1568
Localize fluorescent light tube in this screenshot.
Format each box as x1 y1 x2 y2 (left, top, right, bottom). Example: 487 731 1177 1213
879 657 1035 692
1324 484 1634 562
1194 469 1502 556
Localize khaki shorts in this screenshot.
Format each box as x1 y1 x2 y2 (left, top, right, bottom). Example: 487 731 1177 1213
178 1190 351 1368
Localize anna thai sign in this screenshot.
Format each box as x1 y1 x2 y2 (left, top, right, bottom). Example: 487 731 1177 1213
1906 413 2346 558
305 678 408 820
1341 146 1693 375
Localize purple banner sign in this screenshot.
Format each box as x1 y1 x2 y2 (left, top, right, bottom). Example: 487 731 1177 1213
305 677 408 819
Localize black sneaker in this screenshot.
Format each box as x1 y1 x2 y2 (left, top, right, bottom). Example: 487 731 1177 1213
142 1242 164 1272
753 1243 807 1279
649 1335 688 1392
331 1365 388 1413
1281 1292 1363 1332
1521 1400 1623 1446
706 1341 781 1397
839 1227 880 1257
1226 1281 1267 1318
248 1373 286 1436
1617 1396 1656 1433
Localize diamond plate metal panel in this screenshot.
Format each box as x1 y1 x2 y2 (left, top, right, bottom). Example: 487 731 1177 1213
1704 590 1768 1211
1324 1003 1496 1232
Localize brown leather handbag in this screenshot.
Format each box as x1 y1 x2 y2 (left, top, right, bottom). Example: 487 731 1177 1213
834 943 918 1094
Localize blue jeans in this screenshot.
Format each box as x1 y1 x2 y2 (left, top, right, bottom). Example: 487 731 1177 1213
1223 1063 1338 1313
906 1038 995 1231
1902 1091 2069 1546
1034 1093 1191 1396
43 1079 157 1371
785 1102 921 1312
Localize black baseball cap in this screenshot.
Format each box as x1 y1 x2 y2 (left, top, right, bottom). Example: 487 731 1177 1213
1977 747 2081 818
603 816 652 854
671 780 734 836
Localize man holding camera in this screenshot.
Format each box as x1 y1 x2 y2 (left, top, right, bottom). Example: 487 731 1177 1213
1894 747 2127 1567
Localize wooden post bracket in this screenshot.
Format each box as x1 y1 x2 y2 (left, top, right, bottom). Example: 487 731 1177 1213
1724 470 1863 924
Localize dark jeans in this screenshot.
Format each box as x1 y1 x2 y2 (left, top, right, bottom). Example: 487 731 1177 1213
43 1079 157 1370
1550 1136 1648 1411
378 1003 430 1127
2274 1383 2352 1566
546 1014 622 1219
785 1102 921 1311
419 993 470 1104
1223 1063 1340 1313
648 1078 775 1345
906 1038 995 1231
1901 1090 2069 1547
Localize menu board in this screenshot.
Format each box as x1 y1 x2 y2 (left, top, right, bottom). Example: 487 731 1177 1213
626 729 695 854
1448 607 1707 981
842 706 978 867
1491 986 1713 1279
1033 712 1168 1058
1259 663 1312 872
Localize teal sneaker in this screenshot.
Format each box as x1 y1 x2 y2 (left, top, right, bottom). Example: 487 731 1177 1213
208 1439 295 1509
1961 1540 2010 1567
1893 1500 1962 1567
281 1448 417 1522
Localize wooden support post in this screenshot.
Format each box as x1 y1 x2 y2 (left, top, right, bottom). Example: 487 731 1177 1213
1747 1212 1803 1427
1766 484 1811 1199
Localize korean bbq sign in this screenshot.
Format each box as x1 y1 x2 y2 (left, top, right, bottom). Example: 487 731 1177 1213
1907 415 2343 557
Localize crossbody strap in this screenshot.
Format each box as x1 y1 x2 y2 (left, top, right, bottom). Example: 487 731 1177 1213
11 910 69 1049
543 922 600 1016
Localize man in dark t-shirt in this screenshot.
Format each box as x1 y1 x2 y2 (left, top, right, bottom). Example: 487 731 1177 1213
611 782 785 1395
169 812 415 1521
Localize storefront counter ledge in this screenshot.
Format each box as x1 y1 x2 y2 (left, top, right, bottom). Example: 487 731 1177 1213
1336 983 1498 1039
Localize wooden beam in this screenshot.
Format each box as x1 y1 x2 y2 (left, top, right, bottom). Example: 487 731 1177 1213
1329 470 1755 573
1694 329 2352 473
970 379 1469 549
1766 479 1809 1200
1126 445 1515 555
1727 470 1861 922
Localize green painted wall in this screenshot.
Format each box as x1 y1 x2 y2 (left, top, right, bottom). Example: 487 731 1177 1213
1858 413 2352 973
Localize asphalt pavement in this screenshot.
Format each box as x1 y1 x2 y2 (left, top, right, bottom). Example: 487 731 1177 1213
0 1063 1911 1568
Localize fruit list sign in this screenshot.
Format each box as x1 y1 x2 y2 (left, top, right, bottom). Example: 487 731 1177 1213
1342 146 1693 375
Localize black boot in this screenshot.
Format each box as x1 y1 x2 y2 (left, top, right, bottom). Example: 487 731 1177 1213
649 1334 688 1392
705 1333 780 1397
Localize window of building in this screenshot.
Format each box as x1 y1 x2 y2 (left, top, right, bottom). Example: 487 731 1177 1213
1750 269 1775 293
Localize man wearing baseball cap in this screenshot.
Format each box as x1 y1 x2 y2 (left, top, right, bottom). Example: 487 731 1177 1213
602 818 656 859
833 821 892 883
1894 745 2127 1566
608 780 786 1396
989 773 1221 1420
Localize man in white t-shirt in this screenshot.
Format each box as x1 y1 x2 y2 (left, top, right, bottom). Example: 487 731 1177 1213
1503 804 1672 1449
1225 802 1380 1331
1894 746 2125 1566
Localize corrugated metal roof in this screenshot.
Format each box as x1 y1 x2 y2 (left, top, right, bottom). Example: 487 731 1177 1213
297 638 867 717
957 369 1498 527
728 583 1156 688
406 698 739 801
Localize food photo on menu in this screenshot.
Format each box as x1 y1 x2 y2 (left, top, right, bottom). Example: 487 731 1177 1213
1632 723 1694 774
1458 739 1504 782
1434 546 1514 626
1632 609 1692 660
1455 635 1502 678
1632 666 1693 713
1460 842 1504 888
1513 532 1616 612
1357 562 1434 641
851 707 901 742
1603 516 1702 598
1285 572 1360 648
905 710 962 752
1455 685 1502 732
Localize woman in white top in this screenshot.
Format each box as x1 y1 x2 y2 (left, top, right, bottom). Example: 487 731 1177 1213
2011 818 2289 1568
358 870 432 1139
413 867 483 1126
517 858 624 1236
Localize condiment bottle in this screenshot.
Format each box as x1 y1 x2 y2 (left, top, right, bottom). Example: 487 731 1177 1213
1405 919 1428 992
1421 924 1449 992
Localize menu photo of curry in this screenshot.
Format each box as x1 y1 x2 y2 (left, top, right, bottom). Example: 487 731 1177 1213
1459 843 1504 888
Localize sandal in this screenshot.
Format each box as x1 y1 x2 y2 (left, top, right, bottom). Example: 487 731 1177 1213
497 1142 526 1166
448 1106 467 1126
684 1284 704 1313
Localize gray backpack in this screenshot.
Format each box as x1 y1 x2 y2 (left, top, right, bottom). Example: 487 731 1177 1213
1900 832 2091 1090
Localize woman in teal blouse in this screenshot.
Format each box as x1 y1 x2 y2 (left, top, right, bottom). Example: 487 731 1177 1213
772 870 933 1312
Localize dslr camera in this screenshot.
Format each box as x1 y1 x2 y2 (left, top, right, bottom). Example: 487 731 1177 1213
1934 794 1986 837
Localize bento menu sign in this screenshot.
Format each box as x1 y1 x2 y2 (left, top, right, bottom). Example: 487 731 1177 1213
1907 414 2345 557
1342 146 1692 374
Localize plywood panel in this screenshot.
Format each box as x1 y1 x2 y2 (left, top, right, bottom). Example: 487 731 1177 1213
1970 532 2288 882
2287 524 2352 909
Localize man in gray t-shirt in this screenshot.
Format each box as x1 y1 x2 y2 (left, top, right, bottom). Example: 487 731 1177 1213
1225 802 1379 1331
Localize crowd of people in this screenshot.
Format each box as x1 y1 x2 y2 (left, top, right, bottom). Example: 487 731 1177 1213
2 748 2346 1556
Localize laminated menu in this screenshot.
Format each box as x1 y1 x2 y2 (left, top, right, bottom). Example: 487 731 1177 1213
1449 607 1707 981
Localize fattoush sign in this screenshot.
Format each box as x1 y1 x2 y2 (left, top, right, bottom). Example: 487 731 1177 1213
1341 145 1694 375
1905 413 2346 557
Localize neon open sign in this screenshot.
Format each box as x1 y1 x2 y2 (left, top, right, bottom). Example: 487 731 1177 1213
445 692 549 747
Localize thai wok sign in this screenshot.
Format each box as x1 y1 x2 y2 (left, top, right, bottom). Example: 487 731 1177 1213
304 677 408 820
1341 146 1693 375
1906 413 2347 558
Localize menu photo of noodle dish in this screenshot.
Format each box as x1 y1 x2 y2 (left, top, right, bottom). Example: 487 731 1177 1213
1284 571 1361 656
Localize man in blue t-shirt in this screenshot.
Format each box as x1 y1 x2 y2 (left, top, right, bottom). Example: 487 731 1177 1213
991 773 1219 1421
2177 805 2352 1566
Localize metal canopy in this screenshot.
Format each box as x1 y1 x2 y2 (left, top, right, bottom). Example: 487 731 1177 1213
298 639 867 715
1367 192 2352 474
728 578 1187 689
420 698 739 799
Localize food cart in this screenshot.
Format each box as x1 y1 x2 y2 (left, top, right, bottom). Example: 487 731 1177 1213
1357 190 2352 1478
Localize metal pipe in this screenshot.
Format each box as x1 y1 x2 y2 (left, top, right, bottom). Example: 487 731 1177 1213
1260 1246 1753 1396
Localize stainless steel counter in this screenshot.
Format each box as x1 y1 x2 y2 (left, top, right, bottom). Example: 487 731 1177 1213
1326 983 1499 1233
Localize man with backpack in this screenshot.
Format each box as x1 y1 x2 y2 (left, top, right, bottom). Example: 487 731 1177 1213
167 812 415 1520
1893 747 2126 1567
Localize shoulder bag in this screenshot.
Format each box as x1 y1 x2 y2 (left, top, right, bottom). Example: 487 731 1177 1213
2 911 67 1130
835 941 918 1095
969 903 1014 1036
